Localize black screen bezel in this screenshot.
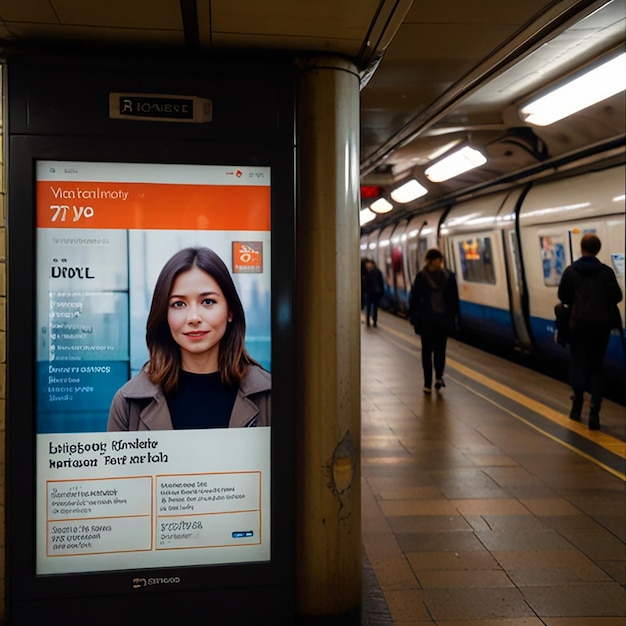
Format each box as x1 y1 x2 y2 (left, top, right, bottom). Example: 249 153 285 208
6 134 296 609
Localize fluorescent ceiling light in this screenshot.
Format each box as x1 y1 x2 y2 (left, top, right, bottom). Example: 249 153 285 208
425 146 487 183
520 52 626 126
390 178 428 203
360 208 377 225
370 197 394 214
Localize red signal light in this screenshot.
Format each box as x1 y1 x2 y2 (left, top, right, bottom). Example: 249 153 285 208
360 185 384 199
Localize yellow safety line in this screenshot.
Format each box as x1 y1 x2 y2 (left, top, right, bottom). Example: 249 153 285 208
377 322 626 481
453 378 626 482
449 359 625 456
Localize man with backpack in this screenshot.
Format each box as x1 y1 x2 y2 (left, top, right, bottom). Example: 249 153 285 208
557 233 623 429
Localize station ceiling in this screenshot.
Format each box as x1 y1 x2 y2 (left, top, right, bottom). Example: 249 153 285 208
1 0 625 225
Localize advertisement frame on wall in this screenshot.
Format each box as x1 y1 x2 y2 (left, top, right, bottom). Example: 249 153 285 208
6 135 295 618
36 159 274 574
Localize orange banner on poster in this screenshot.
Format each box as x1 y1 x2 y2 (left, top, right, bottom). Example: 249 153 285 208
36 181 270 230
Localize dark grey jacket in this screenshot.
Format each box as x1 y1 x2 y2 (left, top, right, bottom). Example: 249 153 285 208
558 256 622 330
409 268 460 331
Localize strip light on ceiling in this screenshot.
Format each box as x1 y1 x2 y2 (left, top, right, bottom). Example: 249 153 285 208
390 178 428 203
360 208 377 225
520 52 626 127
370 197 394 214
424 146 487 183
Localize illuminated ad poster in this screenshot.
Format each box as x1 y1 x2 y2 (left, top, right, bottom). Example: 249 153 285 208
539 234 566 286
35 161 271 575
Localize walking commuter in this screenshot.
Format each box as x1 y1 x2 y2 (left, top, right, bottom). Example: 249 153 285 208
362 259 385 328
557 233 623 430
409 248 460 394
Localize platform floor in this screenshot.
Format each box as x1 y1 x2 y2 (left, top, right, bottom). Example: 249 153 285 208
360 310 626 626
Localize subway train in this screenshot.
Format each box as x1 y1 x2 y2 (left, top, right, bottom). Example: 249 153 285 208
361 163 626 401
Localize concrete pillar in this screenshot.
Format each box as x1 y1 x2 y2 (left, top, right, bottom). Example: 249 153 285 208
0 63 6 623
295 57 362 623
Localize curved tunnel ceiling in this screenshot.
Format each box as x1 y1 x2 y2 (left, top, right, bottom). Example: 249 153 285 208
1 0 624 224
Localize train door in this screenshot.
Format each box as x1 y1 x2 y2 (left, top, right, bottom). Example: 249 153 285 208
499 187 533 353
374 224 396 309
405 215 428 287
389 220 409 313
418 208 446 263
404 209 445 288
441 193 516 347
567 221 620 268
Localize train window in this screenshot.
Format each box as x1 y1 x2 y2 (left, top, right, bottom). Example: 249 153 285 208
457 237 496 284
539 234 566 287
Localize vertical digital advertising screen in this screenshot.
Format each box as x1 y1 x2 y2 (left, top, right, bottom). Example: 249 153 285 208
34 160 272 576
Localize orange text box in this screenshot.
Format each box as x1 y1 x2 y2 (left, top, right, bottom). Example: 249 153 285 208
37 181 270 230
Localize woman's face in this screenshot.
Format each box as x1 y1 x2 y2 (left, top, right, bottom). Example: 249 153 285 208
167 265 233 372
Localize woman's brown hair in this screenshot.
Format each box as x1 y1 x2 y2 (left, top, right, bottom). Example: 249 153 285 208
145 247 258 392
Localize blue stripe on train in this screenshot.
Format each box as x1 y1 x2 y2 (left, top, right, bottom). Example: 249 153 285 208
530 316 626 378
459 301 515 345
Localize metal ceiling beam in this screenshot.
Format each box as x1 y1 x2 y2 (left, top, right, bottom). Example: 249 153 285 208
359 0 608 177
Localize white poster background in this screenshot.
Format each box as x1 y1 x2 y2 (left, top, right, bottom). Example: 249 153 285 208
37 428 271 574
35 161 273 575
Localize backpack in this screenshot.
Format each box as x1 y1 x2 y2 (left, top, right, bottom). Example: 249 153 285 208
571 273 613 329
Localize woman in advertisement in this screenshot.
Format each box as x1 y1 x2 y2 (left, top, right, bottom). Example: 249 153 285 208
107 246 271 430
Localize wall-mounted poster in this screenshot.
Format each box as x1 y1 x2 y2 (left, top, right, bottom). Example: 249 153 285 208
35 160 272 575
539 234 566 286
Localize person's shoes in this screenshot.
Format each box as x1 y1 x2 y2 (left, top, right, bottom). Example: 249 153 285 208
423 386 432 394
588 417 600 430
435 378 445 391
569 396 583 421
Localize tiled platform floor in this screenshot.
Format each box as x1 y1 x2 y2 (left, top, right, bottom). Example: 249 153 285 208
361 311 626 626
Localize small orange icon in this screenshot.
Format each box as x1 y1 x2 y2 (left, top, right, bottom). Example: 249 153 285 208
232 242 263 273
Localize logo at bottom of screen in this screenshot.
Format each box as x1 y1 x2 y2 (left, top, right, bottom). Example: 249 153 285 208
232 530 254 538
132 576 181 589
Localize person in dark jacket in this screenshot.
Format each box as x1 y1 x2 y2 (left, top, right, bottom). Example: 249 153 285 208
557 233 622 429
409 248 460 394
362 259 385 328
